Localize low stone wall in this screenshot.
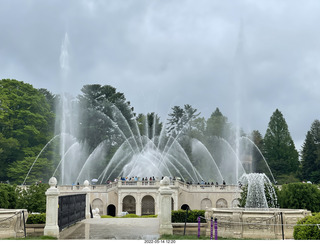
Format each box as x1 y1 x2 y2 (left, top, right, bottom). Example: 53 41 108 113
0 209 28 239
205 208 311 240
172 223 206 236
26 224 45 237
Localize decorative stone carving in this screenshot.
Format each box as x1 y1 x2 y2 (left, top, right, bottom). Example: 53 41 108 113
216 198 228 208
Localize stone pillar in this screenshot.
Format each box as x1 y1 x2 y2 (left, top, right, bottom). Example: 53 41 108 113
159 176 173 235
136 193 141 216
44 177 60 238
82 180 91 219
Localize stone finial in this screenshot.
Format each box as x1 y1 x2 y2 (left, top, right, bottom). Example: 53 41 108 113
160 176 170 186
48 177 57 188
82 180 90 192
84 180 89 187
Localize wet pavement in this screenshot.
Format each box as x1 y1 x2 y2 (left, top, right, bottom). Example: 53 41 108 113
59 218 160 240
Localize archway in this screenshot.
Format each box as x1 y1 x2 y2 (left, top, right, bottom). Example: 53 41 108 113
141 195 155 215
123 195 136 214
216 198 228 208
181 204 190 210
92 198 103 215
107 204 116 217
201 198 212 210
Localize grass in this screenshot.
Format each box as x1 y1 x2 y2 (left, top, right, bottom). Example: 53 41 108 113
3 235 57 240
159 234 228 240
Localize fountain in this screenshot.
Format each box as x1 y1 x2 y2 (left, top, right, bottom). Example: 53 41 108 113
24 97 279 186
239 173 278 209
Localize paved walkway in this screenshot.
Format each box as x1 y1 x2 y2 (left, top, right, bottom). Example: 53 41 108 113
59 218 160 240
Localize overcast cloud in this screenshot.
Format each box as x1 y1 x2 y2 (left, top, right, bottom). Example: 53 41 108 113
1 0 320 151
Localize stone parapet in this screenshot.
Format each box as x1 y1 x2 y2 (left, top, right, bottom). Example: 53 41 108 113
0 209 28 239
205 208 311 239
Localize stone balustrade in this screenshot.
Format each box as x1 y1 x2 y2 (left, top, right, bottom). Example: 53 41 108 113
0 209 28 238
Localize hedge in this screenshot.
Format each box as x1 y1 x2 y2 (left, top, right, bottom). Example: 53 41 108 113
293 212 320 240
26 213 46 224
171 210 206 223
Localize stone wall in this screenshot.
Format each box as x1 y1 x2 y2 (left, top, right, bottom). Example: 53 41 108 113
205 208 311 239
57 180 241 217
0 209 28 239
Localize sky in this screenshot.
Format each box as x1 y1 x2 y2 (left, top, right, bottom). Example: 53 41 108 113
1 0 320 152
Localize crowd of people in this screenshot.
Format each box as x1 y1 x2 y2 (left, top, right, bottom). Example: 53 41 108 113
104 176 228 186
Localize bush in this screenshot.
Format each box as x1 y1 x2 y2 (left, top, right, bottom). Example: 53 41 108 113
121 214 139 218
141 215 157 218
0 184 18 209
293 212 320 240
26 213 46 224
16 183 49 213
278 183 320 212
171 210 206 223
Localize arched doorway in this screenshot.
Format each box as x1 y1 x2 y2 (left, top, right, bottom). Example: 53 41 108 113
107 204 116 217
141 195 155 215
123 195 136 214
181 204 190 210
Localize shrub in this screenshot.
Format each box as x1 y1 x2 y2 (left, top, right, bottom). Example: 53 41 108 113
26 213 46 224
278 183 320 212
293 212 320 240
0 184 18 209
16 183 49 213
121 214 139 218
141 215 157 218
171 210 206 223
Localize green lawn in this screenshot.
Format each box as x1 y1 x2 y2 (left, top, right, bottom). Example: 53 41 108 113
3 235 57 240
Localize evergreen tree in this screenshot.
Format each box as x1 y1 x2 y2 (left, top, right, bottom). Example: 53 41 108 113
301 120 320 183
166 104 200 137
77 84 134 150
136 112 163 139
205 108 231 139
250 130 269 174
263 109 299 180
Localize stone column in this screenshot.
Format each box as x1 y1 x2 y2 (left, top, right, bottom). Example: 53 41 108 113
82 180 91 219
159 176 173 235
136 193 141 216
44 177 60 238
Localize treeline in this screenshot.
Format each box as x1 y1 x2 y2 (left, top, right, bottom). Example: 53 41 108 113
0 79 319 184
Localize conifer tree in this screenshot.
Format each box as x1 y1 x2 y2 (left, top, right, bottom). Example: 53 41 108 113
263 109 299 179
301 120 320 183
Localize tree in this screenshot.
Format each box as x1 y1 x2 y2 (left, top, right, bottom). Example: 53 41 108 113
205 108 231 140
301 120 320 183
136 113 163 139
250 130 270 174
166 104 200 137
263 109 299 180
278 183 320 212
0 79 55 183
77 84 134 150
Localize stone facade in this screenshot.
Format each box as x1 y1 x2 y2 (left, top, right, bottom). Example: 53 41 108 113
58 179 241 217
